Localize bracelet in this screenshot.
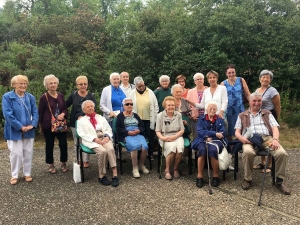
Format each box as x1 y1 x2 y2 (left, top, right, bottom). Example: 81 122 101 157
273 138 279 142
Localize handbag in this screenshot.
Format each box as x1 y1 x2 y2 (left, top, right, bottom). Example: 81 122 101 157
218 143 232 170
73 160 82 183
45 93 68 132
239 77 248 104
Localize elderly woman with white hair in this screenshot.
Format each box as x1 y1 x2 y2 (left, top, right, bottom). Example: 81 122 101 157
2 75 39 185
77 100 119 187
38 74 68 174
253 69 281 173
116 98 149 178
129 76 159 160
191 101 228 188
100 72 126 126
186 73 207 139
154 75 172 112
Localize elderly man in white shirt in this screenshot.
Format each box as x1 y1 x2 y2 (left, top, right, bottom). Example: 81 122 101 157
120 71 135 97
234 92 290 195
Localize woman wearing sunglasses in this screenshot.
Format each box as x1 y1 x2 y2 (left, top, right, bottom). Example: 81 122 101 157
66 76 96 168
116 98 149 178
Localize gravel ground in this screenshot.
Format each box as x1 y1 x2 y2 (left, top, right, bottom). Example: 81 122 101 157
0 146 299 225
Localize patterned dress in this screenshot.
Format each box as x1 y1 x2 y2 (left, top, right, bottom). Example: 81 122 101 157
224 77 244 136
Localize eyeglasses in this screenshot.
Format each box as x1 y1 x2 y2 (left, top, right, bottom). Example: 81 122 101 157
194 78 203 81
124 103 133 106
136 84 145 89
77 83 88 86
16 83 27 86
164 121 171 125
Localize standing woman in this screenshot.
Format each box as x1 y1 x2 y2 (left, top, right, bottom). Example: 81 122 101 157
254 69 281 173
100 72 126 126
66 76 96 168
221 64 250 141
175 74 189 98
2 75 39 185
154 75 172 113
38 75 68 174
186 73 207 139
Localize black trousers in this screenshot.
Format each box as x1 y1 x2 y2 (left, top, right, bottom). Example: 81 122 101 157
43 129 68 164
142 120 155 157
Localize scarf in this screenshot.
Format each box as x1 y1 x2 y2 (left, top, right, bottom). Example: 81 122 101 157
205 114 218 123
86 112 97 129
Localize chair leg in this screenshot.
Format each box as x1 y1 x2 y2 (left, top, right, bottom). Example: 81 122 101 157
149 151 152 170
223 170 226 181
118 144 123 175
157 146 161 173
188 147 192 175
272 156 275 185
234 152 238 180
80 149 84 183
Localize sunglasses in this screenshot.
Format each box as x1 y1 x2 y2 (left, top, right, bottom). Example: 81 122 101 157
124 103 133 106
164 121 171 125
77 83 88 86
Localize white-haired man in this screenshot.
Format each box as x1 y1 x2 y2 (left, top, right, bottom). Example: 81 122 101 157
234 92 290 194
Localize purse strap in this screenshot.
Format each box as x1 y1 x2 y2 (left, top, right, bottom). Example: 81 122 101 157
44 93 54 118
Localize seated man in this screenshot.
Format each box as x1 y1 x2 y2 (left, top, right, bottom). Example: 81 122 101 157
234 92 290 194
77 100 119 187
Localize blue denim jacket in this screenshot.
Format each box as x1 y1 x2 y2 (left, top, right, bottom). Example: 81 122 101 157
2 90 39 140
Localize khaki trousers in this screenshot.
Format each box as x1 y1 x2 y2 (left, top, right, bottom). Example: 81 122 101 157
93 140 116 177
242 136 287 181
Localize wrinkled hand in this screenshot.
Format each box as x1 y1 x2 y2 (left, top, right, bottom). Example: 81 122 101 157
240 136 252 144
271 140 280 150
218 111 224 119
109 111 116 118
57 113 65 121
183 120 188 126
206 137 212 142
128 131 136 136
164 135 177 142
22 125 33 132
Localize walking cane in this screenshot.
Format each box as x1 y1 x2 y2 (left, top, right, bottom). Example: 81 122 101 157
206 140 213 195
258 144 271 206
159 123 166 179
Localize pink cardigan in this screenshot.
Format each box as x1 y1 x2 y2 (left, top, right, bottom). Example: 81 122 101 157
186 87 206 118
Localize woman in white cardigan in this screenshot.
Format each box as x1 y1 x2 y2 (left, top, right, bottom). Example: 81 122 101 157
77 100 119 187
100 72 126 126
129 76 159 159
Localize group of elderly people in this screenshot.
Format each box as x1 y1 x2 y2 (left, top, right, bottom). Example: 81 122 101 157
2 67 291 195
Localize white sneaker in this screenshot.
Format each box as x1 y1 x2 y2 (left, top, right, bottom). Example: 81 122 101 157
228 165 234 171
132 169 140 178
139 166 150 174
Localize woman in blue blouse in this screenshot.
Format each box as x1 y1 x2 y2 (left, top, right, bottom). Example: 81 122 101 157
2 75 39 185
100 72 127 126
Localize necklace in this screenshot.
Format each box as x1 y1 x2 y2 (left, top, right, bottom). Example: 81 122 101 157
228 78 236 86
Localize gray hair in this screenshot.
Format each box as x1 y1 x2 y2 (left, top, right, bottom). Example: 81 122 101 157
134 76 144 85
43 74 59 88
81 100 95 111
159 75 170 83
205 100 219 114
110 72 120 80
193 73 204 80
171 84 183 94
122 98 132 105
259 69 273 80
249 92 262 101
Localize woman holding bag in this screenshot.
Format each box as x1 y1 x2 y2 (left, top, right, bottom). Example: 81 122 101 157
38 74 68 174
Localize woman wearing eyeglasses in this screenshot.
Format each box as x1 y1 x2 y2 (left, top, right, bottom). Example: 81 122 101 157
116 98 149 178
155 96 184 180
2 75 39 185
38 74 68 174
66 76 96 168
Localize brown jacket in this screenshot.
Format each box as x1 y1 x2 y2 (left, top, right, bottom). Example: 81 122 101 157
238 109 273 136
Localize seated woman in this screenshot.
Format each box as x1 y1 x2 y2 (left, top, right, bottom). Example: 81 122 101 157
191 101 227 188
155 96 184 180
77 100 119 187
116 98 150 178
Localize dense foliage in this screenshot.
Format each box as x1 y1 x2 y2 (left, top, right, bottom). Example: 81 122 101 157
0 0 300 127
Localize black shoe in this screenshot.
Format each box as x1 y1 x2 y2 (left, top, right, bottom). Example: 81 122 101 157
196 178 204 188
211 177 220 187
99 176 111 186
111 176 119 187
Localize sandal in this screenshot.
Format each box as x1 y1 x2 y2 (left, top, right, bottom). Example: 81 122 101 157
61 163 68 173
48 164 56 174
173 170 180 178
253 163 265 169
262 167 272 174
24 176 33 182
165 171 172 180
10 178 18 185
83 162 90 168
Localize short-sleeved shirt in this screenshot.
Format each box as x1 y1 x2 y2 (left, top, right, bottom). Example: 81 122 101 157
155 110 184 136
257 86 279 111
234 109 279 136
